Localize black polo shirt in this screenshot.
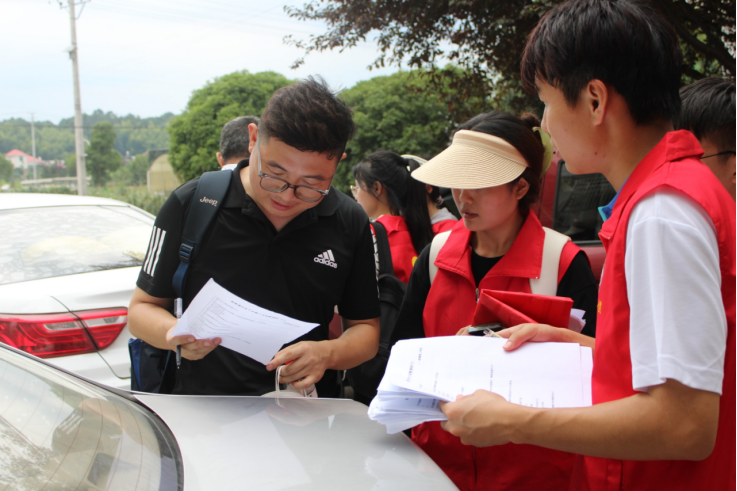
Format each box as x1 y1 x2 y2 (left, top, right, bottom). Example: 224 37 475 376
137 160 380 397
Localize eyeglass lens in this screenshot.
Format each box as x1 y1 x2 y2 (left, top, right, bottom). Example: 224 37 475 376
260 175 325 202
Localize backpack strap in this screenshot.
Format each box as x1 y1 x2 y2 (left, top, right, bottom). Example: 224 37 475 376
172 170 232 300
371 221 395 277
428 230 451 285
529 226 571 296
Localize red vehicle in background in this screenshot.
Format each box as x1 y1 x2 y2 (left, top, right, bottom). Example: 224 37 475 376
533 152 613 281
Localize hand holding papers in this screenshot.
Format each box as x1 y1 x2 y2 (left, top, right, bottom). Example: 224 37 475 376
170 279 318 365
368 337 593 434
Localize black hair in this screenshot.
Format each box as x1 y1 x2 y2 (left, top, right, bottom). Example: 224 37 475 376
521 0 682 125
456 111 544 216
353 151 434 254
259 76 355 161
678 77 736 163
220 115 259 162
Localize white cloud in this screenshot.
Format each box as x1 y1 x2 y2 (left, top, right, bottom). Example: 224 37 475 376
1 0 399 122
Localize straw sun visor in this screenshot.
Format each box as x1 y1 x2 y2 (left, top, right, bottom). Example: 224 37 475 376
411 130 528 189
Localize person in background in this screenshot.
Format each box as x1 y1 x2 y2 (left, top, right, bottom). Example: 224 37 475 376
401 154 458 234
216 115 260 170
351 151 435 283
390 110 598 491
678 77 735 200
439 1 735 490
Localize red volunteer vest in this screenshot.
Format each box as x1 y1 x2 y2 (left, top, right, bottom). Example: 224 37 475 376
417 213 581 491
375 215 418 283
432 218 457 234
571 131 736 490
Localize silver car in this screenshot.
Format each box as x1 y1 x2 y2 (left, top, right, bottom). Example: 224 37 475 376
0 193 153 389
0 343 458 490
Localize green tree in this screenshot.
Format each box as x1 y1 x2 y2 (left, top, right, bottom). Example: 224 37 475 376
86 122 123 187
168 70 295 181
109 153 149 186
0 153 12 184
335 68 488 193
286 0 735 115
64 152 78 177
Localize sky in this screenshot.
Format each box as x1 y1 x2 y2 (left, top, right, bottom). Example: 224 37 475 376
1 0 401 123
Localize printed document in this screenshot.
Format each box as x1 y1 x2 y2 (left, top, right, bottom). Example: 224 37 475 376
369 336 593 433
170 278 318 364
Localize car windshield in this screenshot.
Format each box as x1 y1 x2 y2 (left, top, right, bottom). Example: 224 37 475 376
0 345 182 490
0 205 153 285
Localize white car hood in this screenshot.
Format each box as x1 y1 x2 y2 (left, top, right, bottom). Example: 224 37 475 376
135 394 458 491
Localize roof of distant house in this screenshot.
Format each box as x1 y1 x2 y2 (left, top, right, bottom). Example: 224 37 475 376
6 149 43 162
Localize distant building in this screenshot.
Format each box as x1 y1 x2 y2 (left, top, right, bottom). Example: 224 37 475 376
147 153 180 194
5 149 44 170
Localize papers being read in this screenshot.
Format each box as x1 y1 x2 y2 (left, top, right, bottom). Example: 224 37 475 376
170 278 318 365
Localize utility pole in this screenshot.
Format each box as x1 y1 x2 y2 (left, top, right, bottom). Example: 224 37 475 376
65 0 88 195
31 113 37 180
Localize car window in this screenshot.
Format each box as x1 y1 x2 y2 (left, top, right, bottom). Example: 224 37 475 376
0 205 154 285
0 346 182 491
553 161 616 242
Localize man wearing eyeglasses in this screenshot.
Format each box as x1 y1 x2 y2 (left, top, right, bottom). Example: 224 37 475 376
129 77 381 398
679 77 735 201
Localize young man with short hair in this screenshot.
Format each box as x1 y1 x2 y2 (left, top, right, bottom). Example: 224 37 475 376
129 78 380 398
437 1 735 489
678 77 736 200
216 115 260 170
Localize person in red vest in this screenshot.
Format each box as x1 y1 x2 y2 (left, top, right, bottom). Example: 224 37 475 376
351 151 440 283
390 111 599 491
438 1 736 490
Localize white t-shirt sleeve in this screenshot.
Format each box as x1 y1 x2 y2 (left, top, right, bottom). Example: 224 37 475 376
625 189 726 394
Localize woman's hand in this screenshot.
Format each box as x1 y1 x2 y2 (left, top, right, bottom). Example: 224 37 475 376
266 341 333 390
456 326 472 336
497 323 567 351
165 328 221 361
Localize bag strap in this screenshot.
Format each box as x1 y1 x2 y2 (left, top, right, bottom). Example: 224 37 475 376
529 226 570 296
428 230 451 285
172 170 233 299
371 221 395 277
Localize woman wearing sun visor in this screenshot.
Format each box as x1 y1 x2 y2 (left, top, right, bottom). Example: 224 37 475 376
389 111 598 491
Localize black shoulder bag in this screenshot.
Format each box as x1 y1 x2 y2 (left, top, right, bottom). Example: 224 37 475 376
346 220 407 405
128 170 232 393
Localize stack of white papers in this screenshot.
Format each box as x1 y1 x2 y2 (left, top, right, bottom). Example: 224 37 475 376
368 336 593 434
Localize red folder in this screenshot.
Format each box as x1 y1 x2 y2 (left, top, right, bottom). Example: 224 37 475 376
471 290 573 329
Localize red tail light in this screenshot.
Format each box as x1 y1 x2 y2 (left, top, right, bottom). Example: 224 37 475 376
0 308 127 358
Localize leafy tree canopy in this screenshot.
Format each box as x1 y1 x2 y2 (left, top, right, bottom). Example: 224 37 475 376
86 122 123 187
286 0 735 115
110 153 149 187
334 68 488 193
0 111 173 162
168 70 295 181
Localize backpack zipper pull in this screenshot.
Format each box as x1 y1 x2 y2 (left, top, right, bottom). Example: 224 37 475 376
476 288 480 302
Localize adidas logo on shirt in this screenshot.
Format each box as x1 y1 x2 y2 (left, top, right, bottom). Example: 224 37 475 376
314 249 338 269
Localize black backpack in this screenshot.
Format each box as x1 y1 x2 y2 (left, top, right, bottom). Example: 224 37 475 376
347 220 407 405
128 170 232 393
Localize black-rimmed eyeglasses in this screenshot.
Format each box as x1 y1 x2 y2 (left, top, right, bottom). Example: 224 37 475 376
254 139 331 203
702 151 736 160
